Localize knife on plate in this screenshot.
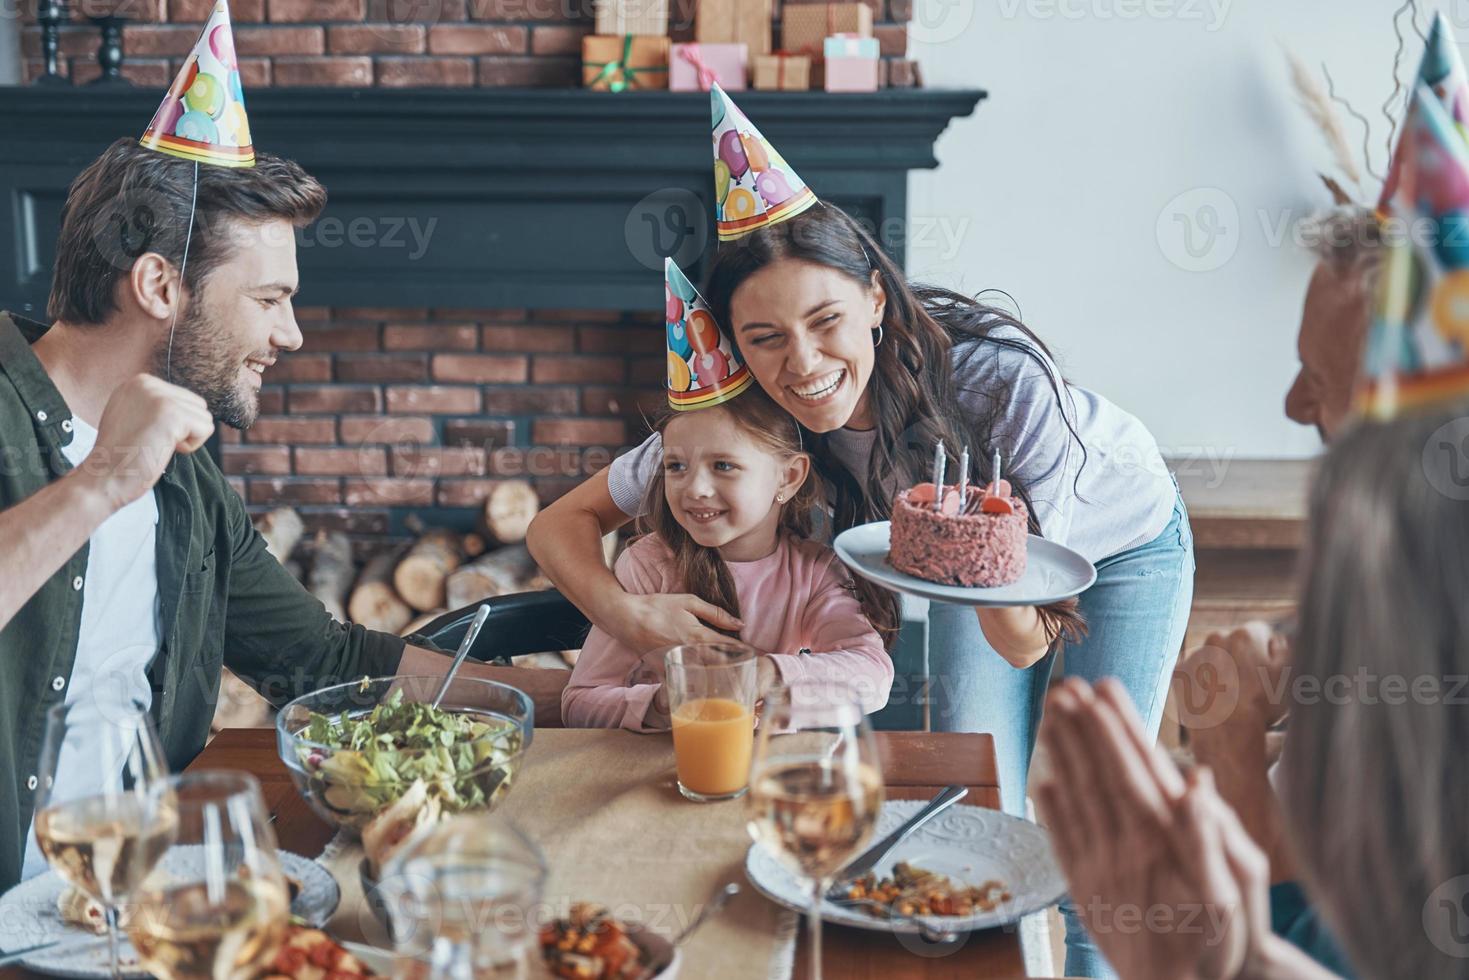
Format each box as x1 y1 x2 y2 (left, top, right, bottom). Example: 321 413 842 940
826 784 968 900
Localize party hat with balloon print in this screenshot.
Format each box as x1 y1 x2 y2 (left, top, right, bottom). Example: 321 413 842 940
1358 83 1469 420
1380 12 1469 209
140 0 254 167
710 83 816 242
665 257 754 410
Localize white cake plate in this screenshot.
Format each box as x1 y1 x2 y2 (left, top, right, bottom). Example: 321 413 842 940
833 521 1097 607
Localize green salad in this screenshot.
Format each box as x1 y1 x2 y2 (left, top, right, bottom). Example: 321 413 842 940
298 688 524 827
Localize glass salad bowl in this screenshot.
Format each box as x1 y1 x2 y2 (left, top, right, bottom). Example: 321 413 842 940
276 675 533 840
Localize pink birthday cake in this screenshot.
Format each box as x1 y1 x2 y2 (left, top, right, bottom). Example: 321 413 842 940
889 480 1028 588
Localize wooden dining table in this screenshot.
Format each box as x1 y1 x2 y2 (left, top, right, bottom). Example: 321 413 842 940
5 728 1028 980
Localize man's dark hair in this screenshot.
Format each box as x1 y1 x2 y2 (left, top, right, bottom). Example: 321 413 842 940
48 138 327 325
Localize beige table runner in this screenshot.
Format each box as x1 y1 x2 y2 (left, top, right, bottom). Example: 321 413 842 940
321 729 797 979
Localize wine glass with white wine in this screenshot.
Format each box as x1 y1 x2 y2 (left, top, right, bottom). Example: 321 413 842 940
32 699 175 979
747 680 885 980
126 771 291 980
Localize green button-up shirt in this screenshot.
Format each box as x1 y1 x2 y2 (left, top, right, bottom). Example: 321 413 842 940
0 312 407 890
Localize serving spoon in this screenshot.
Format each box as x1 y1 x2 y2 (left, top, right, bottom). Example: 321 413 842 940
645 882 741 972
429 603 493 709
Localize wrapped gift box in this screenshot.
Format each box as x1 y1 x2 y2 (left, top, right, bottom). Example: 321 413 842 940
696 0 772 57
823 34 879 92
782 3 872 59
824 56 878 91
886 57 922 88
594 0 669 37
582 35 671 91
670 42 748 91
752 52 812 90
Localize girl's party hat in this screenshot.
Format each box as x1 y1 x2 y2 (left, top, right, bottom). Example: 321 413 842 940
710 83 816 242
1359 84 1469 419
665 257 754 410
140 0 254 168
1380 12 1469 209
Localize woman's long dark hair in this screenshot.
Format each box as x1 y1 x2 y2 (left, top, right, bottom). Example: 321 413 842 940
1281 402 1469 979
704 202 1087 648
638 387 892 647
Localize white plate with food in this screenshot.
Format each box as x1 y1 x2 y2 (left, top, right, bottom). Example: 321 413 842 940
833 521 1096 607
0 850 339 978
744 800 1065 936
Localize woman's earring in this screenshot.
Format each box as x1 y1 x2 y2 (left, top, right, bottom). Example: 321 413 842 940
776 493 785 503
872 324 884 348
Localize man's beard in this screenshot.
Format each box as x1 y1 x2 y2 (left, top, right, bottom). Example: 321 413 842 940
151 301 259 430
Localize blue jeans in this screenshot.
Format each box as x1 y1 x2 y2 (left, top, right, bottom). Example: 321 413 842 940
927 488 1195 978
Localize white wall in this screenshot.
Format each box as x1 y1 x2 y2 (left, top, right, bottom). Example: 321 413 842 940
907 0 1445 458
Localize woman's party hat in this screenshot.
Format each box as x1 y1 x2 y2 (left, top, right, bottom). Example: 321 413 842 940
140 0 254 168
710 83 816 242
665 257 754 410
1359 84 1469 419
1380 12 1469 209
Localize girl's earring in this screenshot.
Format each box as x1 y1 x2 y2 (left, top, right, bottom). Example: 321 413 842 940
776 493 785 503
872 324 884 348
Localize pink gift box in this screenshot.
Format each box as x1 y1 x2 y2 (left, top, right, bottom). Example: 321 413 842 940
670 42 749 91
823 54 879 92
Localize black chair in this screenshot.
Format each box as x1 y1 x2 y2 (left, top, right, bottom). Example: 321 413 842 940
417 589 591 665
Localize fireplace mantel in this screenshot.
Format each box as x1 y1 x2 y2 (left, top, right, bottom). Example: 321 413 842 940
0 88 984 315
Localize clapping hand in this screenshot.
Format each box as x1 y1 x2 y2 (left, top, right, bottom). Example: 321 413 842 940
1034 679 1286 980
1174 623 1295 882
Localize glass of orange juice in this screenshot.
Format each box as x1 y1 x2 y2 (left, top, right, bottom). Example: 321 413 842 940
665 642 758 802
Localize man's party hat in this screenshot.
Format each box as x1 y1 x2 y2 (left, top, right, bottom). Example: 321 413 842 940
140 0 254 168
1359 84 1469 418
1379 12 1469 209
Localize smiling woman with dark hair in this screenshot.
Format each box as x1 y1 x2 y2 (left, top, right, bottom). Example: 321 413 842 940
529 199 1195 977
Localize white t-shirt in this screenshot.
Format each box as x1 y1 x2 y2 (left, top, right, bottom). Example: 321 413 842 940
608 326 1176 564
20 416 161 880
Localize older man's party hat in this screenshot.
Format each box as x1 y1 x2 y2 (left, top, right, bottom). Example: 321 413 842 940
140 0 254 167
711 83 816 242
1379 12 1469 210
1359 84 1469 419
665 257 754 410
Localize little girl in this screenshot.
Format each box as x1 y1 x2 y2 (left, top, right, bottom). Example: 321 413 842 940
561 389 893 731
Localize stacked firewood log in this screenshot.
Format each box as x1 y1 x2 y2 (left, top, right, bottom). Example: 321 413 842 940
212 479 616 733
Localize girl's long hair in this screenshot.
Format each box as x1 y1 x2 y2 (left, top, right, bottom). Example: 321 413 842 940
638 388 894 647
703 202 1087 648
1280 401 1469 979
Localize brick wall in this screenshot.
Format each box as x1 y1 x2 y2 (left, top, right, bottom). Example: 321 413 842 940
222 305 666 551
24 0 916 87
